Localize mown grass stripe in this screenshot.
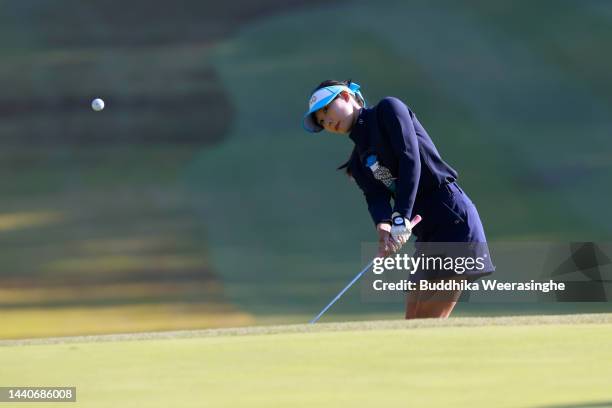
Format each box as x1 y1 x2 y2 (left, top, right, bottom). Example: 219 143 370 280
2 313 611 347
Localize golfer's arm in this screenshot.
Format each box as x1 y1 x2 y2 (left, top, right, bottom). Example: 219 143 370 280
379 97 421 219
353 168 393 225
364 191 393 225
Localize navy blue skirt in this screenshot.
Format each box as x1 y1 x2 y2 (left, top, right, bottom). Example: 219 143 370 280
409 182 495 282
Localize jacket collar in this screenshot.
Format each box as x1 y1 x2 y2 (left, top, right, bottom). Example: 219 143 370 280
348 107 368 146
338 107 372 171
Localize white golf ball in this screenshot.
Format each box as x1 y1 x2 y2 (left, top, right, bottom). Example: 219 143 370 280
91 98 105 111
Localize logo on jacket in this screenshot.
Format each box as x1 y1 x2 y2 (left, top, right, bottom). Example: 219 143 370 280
365 155 396 192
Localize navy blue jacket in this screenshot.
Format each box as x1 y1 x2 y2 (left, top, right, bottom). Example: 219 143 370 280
342 97 458 227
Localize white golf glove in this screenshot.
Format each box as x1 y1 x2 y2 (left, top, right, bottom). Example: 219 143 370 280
390 212 412 243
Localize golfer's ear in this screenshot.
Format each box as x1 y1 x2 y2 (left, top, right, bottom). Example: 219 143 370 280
339 91 351 101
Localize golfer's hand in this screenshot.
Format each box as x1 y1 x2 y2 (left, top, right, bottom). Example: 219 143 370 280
390 212 413 243
376 222 404 257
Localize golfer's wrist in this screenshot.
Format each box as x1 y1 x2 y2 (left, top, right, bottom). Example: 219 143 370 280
391 212 407 226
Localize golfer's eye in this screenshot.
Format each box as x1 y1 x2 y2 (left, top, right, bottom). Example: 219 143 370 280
318 108 328 125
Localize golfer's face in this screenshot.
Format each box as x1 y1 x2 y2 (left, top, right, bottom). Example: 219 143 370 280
314 94 353 134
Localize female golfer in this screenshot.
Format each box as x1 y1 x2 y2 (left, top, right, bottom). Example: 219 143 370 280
302 79 494 319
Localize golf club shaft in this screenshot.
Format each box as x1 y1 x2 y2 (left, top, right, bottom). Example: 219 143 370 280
310 215 422 324
310 259 374 324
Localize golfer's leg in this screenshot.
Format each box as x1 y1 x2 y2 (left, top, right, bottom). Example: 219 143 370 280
405 289 420 319
414 292 460 318
405 276 466 319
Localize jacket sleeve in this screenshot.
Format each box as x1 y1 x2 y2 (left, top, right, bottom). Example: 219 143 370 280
378 97 421 219
351 161 393 226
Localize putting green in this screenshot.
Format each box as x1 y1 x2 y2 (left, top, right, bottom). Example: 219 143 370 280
2 314 611 407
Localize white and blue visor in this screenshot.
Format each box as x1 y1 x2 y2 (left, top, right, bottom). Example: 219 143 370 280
302 82 365 132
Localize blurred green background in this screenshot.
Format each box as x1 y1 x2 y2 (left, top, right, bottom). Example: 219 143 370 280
1 0 611 338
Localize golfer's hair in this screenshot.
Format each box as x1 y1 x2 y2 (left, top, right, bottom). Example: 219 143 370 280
311 79 365 107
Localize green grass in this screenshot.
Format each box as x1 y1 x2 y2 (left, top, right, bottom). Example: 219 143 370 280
2 314 612 407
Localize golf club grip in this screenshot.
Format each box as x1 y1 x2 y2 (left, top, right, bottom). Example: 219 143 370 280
410 214 422 228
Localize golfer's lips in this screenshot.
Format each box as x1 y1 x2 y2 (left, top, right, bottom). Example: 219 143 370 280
335 121 340 131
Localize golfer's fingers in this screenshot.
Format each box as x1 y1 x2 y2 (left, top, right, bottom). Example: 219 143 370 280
384 236 396 254
390 239 401 253
396 239 404 251
392 234 405 246
377 236 389 257
391 235 402 249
